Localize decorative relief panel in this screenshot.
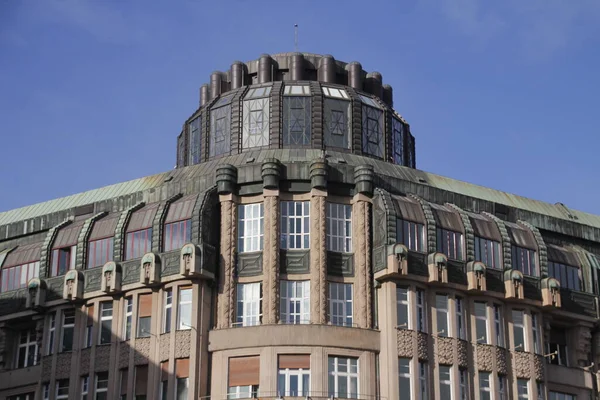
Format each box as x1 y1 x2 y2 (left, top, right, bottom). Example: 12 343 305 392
122 258 141 285
242 98 270 149
361 104 384 158
417 332 429 361
84 268 102 292
95 345 111 371
174 330 192 359
119 344 130 369
159 334 170 361
495 347 508 375
396 329 413 358
476 344 494 372
161 251 181 277
41 356 52 381
457 340 468 368
514 351 531 379
436 337 454 365
45 276 64 302
237 252 263 276
534 354 545 381
134 338 151 365
80 348 91 375
327 252 354 277
55 353 72 379
281 250 310 274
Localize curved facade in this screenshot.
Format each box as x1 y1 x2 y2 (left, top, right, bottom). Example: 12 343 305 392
0 53 599 400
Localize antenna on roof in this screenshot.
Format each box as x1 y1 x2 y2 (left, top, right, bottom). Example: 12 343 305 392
294 24 298 51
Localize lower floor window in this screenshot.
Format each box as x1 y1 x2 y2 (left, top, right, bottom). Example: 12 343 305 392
517 379 530 399
328 356 358 399
228 385 259 399
177 377 189 400
549 392 575 400
96 372 109 400
7 394 35 400
278 368 310 396
439 365 452 400
479 371 491 400
398 358 411 400
56 379 69 400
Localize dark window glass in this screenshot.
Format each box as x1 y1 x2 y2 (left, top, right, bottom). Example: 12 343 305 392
51 247 72 276
283 97 311 145
188 116 201 165
210 105 231 157
361 105 384 158
137 317 151 338
61 310 75 352
163 219 192 252
1 262 39 292
547 327 569 366
125 228 152 260
87 237 114 269
99 302 112 345
324 99 350 149
511 246 537 276
437 229 464 260
397 219 425 252
548 261 581 291
474 237 501 269
392 118 404 165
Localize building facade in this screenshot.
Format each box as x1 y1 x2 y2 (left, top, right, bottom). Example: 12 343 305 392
0 53 598 400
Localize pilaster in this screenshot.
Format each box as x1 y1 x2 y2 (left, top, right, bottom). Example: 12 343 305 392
309 159 328 324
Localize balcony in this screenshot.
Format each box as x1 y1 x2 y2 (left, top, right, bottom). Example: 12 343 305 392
0 364 40 390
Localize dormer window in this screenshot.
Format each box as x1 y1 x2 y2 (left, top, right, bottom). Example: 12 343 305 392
437 229 464 261
51 220 84 276
511 246 537 277
1 243 41 292
548 261 581 291
124 204 159 260
163 195 196 252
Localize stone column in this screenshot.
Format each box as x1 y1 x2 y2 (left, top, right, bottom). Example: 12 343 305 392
353 165 374 329
216 165 238 329
261 159 281 325
310 159 328 324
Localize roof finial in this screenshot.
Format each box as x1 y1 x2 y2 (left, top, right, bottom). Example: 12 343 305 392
294 24 298 52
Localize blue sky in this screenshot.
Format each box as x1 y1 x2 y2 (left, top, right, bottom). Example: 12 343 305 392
1 0 600 215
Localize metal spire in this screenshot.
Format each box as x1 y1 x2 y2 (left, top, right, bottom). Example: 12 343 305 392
294 24 298 51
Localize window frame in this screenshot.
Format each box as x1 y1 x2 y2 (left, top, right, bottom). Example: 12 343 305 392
60 309 75 352
396 286 410 329
56 379 69 400
436 228 464 261
494 304 504 347
81 375 89 400
278 366 310 397
517 379 530 400
418 361 429 400
99 301 113 345
16 328 38 368
124 227 153 261
236 282 262 327
280 280 310 324
280 201 310 250
123 297 133 341
47 313 56 355
436 294 449 337
512 309 526 351
512 245 538 277
416 289 427 333
328 356 359 399
87 237 114 269
456 297 466 340
163 289 173 333
548 261 582 291
328 282 353 327
474 236 502 269
238 203 264 253
163 219 192 252
438 365 453 400
397 219 425 252
95 372 109 400
1 261 40 292
51 246 76 277
177 287 193 330
474 301 489 344
326 202 352 253
398 358 412 400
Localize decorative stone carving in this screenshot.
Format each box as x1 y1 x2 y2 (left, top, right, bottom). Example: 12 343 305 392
180 244 201 276
280 250 310 274
63 270 84 300
457 340 468 368
574 326 593 367
496 347 508 375
83 268 102 293
101 261 121 293
514 351 531 378
310 191 327 324
55 353 72 379
534 354 545 380
476 344 494 372
417 332 429 361
428 252 448 283
140 252 160 285
310 158 328 189
353 197 370 328
175 330 192 359
237 252 263 276
95 345 111 371
26 278 46 310
41 356 52 381
467 261 486 292
159 333 170 361
396 329 414 358
217 198 236 329
386 244 408 276
216 164 238 195
262 193 279 325
436 337 454 365
261 158 281 189
354 164 374 196
504 270 524 299
134 337 151 365
80 348 91 375
541 277 561 308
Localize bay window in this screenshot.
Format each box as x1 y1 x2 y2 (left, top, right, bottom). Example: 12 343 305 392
238 203 264 253
326 203 352 253
474 302 488 344
60 309 75 352
280 201 310 250
328 356 358 399
328 282 353 327
137 294 152 338
280 280 310 324
236 283 262 327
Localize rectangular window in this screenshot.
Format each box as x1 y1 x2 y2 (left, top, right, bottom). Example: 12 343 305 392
397 219 425 252
459 369 468 400
81 375 89 400
280 280 310 324
177 377 189 400
163 219 192 252
456 297 465 340
494 304 504 347
125 228 153 260
498 375 507 400
419 362 429 400
137 294 152 338
278 355 310 397
438 365 452 400
99 301 113 345
135 365 148 399
51 246 75 277
120 369 128 400
60 309 75 352
47 313 56 355
87 237 114 269
56 379 69 400
228 386 259 399
328 282 353 327
417 289 427 333
84 305 94 348
238 203 264 253
236 283 262 327
1 261 40 292
479 371 491 400
327 203 352 253
43 383 50 400
474 237 502 269
532 313 541 354
398 358 411 400
436 294 449 337
537 382 545 400
517 379 530 400
163 290 172 333
95 372 108 400
178 287 193 330
512 246 537 277
549 392 575 400
328 356 358 399
7 394 35 400
548 327 568 367
330 110 346 135
437 229 464 260
175 359 190 400
160 362 168 400
396 286 409 329
548 262 581 291
228 356 260 399
475 302 488 344
123 297 133 340
513 310 526 351
280 201 310 250
17 328 37 368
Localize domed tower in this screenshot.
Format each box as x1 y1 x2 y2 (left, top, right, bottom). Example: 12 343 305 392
176 52 415 169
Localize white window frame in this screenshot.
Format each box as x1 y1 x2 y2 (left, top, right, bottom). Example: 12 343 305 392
236 282 262 327
278 367 310 396
459 369 468 400
436 228 464 260
456 297 465 340
436 294 449 337
43 383 50 400
398 358 412 400
17 328 38 368
95 372 108 399
60 309 75 352
417 289 427 333
532 313 541 354
322 87 349 99
418 362 429 400
56 379 69 400
479 371 491 400
99 301 113 345
280 201 310 250
123 297 133 340
438 365 453 400
498 375 507 400
328 356 358 399
81 375 89 400
494 304 504 347
164 289 173 333
474 302 489 344
397 218 426 252
517 379 530 400
238 203 264 253
227 385 258 399
47 313 56 355
328 282 353 327
177 287 193 330
280 280 310 324
396 286 410 329
326 203 352 253
513 310 526 351
84 306 94 348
